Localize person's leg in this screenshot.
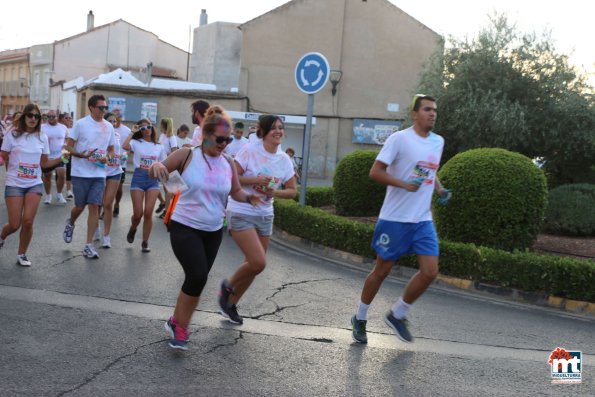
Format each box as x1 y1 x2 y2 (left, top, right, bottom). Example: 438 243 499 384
360 256 397 305
401 255 439 304
55 167 66 194
141 189 160 243
114 172 125 211
129 190 144 229
42 172 52 196
1 196 25 240
102 178 120 237
227 230 269 304
85 204 100 244
17 192 42 255
168 223 223 348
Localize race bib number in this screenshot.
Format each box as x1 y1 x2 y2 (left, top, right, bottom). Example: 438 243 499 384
17 162 39 179
107 155 121 168
87 150 106 162
407 161 438 185
140 155 157 169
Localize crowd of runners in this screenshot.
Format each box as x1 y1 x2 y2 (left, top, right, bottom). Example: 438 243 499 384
0 94 450 351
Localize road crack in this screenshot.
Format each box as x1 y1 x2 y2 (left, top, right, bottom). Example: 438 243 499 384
203 330 244 354
249 278 339 320
56 338 166 396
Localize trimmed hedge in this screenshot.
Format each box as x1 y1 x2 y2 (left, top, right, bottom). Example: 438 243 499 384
434 148 548 251
274 199 594 302
294 186 335 207
333 150 385 216
543 184 595 236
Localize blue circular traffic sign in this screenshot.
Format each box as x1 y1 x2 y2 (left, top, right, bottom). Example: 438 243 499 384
294 52 330 94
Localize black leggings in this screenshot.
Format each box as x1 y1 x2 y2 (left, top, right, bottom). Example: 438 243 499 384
169 220 223 297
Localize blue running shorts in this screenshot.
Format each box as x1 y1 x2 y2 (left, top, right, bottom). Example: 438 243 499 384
371 220 439 261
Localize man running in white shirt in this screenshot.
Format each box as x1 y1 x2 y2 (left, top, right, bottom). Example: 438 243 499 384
190 99 210 147
41 109 68 204
350 94 451 344
63 95 116 259
224 122 249 158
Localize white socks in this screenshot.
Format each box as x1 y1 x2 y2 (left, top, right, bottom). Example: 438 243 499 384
391 297 411 320
356 301 370 321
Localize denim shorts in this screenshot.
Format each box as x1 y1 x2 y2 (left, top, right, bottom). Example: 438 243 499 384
130 168 159 191
371 220 439 260
72 176 105 207
4 184 44 198
106 173 122 182
227 211 274 236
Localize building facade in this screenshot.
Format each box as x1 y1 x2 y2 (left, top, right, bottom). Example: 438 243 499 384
0 48 30 117
239 0 442 178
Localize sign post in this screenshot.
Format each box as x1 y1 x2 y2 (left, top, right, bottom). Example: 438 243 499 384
294 52 330 206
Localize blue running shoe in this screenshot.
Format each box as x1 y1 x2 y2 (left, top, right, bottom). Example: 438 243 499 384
384 311 413 343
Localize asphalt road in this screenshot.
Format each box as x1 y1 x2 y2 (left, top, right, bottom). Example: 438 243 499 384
0 179 593 396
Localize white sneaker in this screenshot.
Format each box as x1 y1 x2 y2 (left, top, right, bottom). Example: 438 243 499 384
93 226 101 241
102 235 111 248
67 190 74 199
17 254 32 267
83 244 99 259
43 195 52 205
56 193 68 204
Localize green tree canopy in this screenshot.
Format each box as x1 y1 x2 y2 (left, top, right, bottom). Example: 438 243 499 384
414 14 595 186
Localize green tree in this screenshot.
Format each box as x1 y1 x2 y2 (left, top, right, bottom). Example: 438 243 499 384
414 14 595 186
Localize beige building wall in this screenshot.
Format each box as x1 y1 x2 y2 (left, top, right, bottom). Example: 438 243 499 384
0 48 30 116
29 44 53 111
190 22 242 90
240 0 442 179
53 20 188 85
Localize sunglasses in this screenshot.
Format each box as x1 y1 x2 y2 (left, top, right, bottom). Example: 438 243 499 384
107 119 117 124
410 94 428 111
25 113 41 120
96 106 109 111
47 115 56 119
139 125 153 132
64 117 72 120
215 136 233 145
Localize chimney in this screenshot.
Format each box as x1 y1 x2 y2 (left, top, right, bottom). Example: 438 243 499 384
87 10 94 31
199 9 208 26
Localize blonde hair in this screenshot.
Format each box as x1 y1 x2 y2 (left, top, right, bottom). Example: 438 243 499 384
160 117 174 137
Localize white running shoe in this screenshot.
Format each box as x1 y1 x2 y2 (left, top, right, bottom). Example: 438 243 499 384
83 245 99 259
93 226 101 241
56 193 68 204
17 254 32 267
102 235 111 248
67 190 74 199
43 195 52 205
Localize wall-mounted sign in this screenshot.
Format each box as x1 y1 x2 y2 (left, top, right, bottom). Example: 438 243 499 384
352 118 403 145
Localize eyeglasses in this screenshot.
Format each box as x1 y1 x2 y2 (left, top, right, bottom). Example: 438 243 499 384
47 115 56 119
139 125 152 132
25 113 41 120
96 106 109 111
215 136 233 145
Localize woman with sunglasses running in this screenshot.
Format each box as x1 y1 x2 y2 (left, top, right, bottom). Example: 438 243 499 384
150 105 261 350
0 104 69 266
122 119 166 252
218 114 297 324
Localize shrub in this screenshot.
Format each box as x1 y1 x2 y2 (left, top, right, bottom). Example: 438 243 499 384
294 186 334 207
543 184 595 236
333 150 385 216
434 148 548 251
273 199 594 302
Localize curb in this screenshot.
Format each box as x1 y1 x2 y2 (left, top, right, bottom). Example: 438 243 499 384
272 227 594 318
